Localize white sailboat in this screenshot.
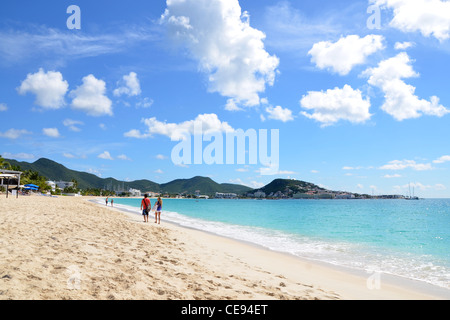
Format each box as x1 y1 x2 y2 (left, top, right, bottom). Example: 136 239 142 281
405 183 419 200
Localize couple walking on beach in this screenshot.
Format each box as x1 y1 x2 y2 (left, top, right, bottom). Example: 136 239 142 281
140 194 163 224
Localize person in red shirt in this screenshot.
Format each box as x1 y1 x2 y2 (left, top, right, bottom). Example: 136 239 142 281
140 194 151 222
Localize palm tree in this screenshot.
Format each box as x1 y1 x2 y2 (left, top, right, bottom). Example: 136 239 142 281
71 178 78 189
0 155 11 170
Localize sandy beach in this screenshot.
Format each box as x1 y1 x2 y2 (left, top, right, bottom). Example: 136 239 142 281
0 195 447 300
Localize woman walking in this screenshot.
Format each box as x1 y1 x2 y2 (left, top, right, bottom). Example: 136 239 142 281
155 196 163 224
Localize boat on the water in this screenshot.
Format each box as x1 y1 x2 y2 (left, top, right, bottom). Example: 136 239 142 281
405 183 420 200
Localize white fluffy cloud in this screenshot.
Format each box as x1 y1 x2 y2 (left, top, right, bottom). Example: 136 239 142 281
98 151 114 160
113 72 141 97
363 52 449 120
70 75 113 116
379 159 433 171
300 85 372 126
363 52 417 85
18 68 69 109
117 154 131 161
394 41 415 50
433 155 450 164
0 103 7 111
224 99 243 111
125 113 234 141
265 106 294 122
161 0 279 107
374 0 450 41
308 35 384 75
1 152 35 160
136 97 153 108
0 129 31 139
42 128 60 138
383 174 402 178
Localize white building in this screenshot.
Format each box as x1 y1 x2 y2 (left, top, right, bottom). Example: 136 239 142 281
46 180 74 192
129 188 141 197
253 190 266 198
46 181 56 192
215 192 238 199
57 181 74 189
335 193 355 199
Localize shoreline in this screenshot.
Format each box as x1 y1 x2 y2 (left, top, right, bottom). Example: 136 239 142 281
1 195 448 300
96 197 450 300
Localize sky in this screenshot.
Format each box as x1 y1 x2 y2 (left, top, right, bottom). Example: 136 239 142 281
1 0 450 197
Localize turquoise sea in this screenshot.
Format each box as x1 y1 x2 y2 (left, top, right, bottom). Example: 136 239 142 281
106 197 450 290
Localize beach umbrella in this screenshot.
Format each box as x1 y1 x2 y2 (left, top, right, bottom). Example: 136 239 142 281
24 184 39 191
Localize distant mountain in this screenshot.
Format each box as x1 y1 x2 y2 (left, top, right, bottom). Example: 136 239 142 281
252 178 326 195
5 158 252 195
160 176 251 195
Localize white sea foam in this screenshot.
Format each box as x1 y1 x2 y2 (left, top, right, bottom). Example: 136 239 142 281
166 210 450 289
104 199 450 290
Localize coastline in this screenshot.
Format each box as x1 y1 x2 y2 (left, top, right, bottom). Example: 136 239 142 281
106 198 450 300
1 195 448 300
169 222 450 300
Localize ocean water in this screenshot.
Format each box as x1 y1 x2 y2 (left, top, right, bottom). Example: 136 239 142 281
108 197 450 290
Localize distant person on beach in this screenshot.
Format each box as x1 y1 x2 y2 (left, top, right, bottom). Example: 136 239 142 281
155 196 162 224
106 197 108 206
140 194 151 223
111 199 114 207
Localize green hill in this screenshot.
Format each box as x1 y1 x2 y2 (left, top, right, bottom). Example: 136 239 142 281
160 176 251 195
254 178 326 195
5 158 251 195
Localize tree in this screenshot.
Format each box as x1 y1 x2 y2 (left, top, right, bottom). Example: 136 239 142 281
64 186 78 194
0 155 11 170
21 169 51 192
71 179 78 189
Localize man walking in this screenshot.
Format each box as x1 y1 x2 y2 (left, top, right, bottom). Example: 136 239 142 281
140 194 151 222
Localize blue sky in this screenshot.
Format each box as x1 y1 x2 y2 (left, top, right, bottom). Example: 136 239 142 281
1 0 450 197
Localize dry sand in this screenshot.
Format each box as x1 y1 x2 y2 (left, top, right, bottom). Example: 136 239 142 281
0 195 447 300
